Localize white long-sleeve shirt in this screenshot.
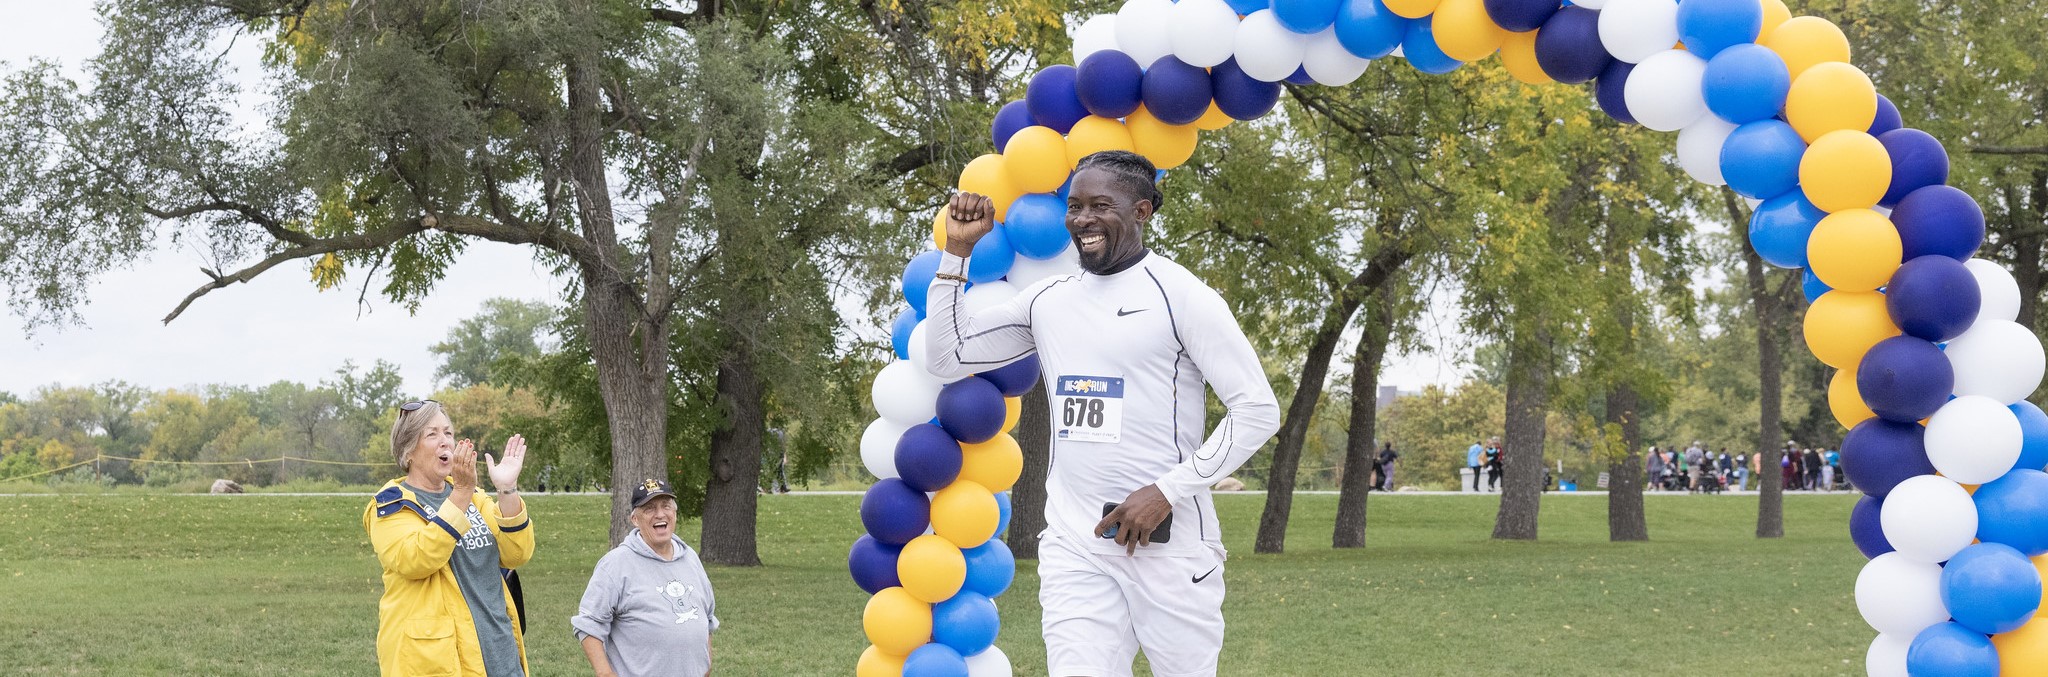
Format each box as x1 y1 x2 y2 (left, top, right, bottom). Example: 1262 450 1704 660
925 250 1280 558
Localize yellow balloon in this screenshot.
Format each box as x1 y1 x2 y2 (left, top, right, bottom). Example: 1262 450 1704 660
1431 0 1506 62
1993 559 2048 676
1125 107 1200 170
1065 116 1135 171
1003 126 1071 194
861 587 931 655
1384 0 1441 19
958 153 1022 221
1002 396 1021 433
1803 290 1900 369
1799 130 1892 213
1757 0 1791 44
932 210 947 251
1785 62 1876 143
961 434 1023 493
1762 15 1850 81
1827 368 1875 430
1807 209 1902 292
930 480 999 548
857 645 907 677
1193 102 1234 131
1500 30 1552 85
896 534 965 603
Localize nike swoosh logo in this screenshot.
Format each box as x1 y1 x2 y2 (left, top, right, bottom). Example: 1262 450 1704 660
1192 566 1218 584
1116 308 1147 316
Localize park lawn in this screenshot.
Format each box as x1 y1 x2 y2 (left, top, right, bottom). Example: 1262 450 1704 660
0 492 1869 676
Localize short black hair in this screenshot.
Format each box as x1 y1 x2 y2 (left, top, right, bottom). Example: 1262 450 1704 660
1075 150 1164 213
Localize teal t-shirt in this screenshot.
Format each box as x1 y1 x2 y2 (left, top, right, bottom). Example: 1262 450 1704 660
409 482 524 677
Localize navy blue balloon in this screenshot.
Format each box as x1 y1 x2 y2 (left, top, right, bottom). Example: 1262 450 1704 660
1274 0 1344 33
931 591 1002 656
860 478 932 545
994 490 1013 537
895 423 964 492
936 376 1006 444
1857 336 1954 423
1907 622 2000 677
1026 65 1088 134
1076 50 1145 119
1840 417 1935 498
1886 255 1981 342
1746 190 1825 269
1594 60 1636 125
1284 66 1317 85
980 354 1041 396
1892 185 1985 261
1533 6 1608 84
1850 494 1893 558
1701 44 1788 124
1941 542 2042 634
1005 194 1070 260
2014 401 2048 472
1676 0 1761 60
1484 0 1559 33
991 100 1033 152
1974 469 2048 556
1802 267 1832 303
1143 56 1215 126
1335 0 1409 58
902 250 943 317
1878 129 1950 208
849 534 905 594
1402 15 1463 75
961 538 1016 597
1211 59 1283 121
902 643 969 677
891 310 917 360
1228 0 1272 14
1721 119 1806 201
968 224 1015 284
1869 94 1903 136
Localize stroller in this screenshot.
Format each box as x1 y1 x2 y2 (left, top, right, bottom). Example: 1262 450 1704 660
1696 469 1725 494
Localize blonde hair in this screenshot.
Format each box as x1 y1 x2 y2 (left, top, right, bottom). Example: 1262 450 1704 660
390 401 449 472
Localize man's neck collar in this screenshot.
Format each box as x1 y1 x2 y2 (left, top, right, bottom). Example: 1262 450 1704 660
1092 247 1149 276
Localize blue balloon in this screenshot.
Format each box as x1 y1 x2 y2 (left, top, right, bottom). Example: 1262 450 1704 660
902 250 943 317
1878 129 1949 208
1211 59 1283 121
994 490 1013 537
1076 50 1145 119
1857 336 1954 423
1026 65 1088 134
1005 194 1070 260
961 539 1016 597
991 100 1033 152
1746 190 1825 269
1142 56 1215 126
1721 120 1806 201
860 478 932 545
903 643 970 677
891 310 918 360
1801 267 1832 303
1484 0 1559 33
937 376 1006 444
1840 418 1935 498
1850 494 1893 558
1227 0 1271 14
1869 94 1903 136
1284 66 1317 85
1401 15 1463 75
1975 470 2048 556
980 354 1042 396
1892 185 1985 261
1335 0 1409 58
1676 0 1762 60
1908 622 2000 677
1941 543 2043 635
1701 44 1789 124
968 224 1016 284
1886 255 1981 342
1594 60 1636 125
849 534 905 594
1274 0 1344 33
932 591 1002 656
896 423 964 492
2015 401 2048 472
1533 6 1608 84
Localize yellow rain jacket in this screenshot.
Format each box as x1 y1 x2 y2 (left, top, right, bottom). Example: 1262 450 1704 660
364 478 535 677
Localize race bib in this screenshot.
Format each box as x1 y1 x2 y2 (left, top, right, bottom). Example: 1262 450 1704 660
1054 375 1124 444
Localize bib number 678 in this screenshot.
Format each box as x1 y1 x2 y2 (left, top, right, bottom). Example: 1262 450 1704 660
1062 398 1106 428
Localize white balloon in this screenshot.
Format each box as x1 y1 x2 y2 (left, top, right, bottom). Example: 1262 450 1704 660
1116 0 1179 68
1855 554 1950 637
1946 320 2047 404
965 645 1013 677
1623 50 1710 132
1880 475 1979 564
872 360 943 426
859 417 912 479
907 322 966 385
1389 44 1405 58
1073 15 1121 66
1865 632 1913 677
1675 115 1738 186
1301 28 1371 86
965 280 1022 317
1573 0 1610 7
1169 0 1242 68
1599 0 1681 64
1232 10 1310 82
1872 205 1892 217
1007 245 1081 288
1966 258 2022 324
1925 395 2023 485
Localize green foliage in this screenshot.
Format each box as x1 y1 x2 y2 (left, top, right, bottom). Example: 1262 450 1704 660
428 298 555 388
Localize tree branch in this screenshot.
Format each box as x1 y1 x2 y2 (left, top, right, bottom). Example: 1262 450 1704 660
162 217 427 324
1969 145 2048 156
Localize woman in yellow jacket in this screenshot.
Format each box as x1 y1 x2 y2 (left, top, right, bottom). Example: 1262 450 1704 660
364 400 535 677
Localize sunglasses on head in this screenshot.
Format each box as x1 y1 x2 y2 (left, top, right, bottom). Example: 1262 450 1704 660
398 399 438 413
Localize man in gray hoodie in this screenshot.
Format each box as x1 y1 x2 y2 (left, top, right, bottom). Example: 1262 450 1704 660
571 479 717 677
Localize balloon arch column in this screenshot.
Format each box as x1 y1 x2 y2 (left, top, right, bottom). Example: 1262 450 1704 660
847 0 2048 674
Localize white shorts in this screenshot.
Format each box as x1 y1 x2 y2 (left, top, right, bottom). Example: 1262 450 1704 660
1037 530 1228 677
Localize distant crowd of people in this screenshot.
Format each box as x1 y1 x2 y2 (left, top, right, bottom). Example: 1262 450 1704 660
1644 441 1842 493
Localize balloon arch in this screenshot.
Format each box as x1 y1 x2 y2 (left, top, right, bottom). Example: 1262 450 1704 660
846 0 2048 674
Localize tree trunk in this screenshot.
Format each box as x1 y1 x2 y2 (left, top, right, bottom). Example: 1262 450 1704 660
1254 296 1362 554
1334 283 1396 549
701 340 766 566
1008 386 1051 560
1606 384 1647 541
1491 328 1552 541
1745 246 1787 538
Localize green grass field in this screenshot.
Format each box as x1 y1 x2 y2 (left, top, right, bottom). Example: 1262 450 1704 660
0 492 1873 675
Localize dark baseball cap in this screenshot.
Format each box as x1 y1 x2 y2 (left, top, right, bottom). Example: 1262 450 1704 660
631 478 677 508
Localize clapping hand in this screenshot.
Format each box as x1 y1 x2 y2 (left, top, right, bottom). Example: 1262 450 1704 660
487 434 526 492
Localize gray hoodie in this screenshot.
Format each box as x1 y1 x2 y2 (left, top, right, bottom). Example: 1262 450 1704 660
571 529 717 677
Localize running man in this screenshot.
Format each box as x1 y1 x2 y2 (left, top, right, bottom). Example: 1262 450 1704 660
925 150 1281 677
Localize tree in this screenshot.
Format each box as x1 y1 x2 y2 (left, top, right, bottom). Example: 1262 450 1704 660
429 299 555 388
